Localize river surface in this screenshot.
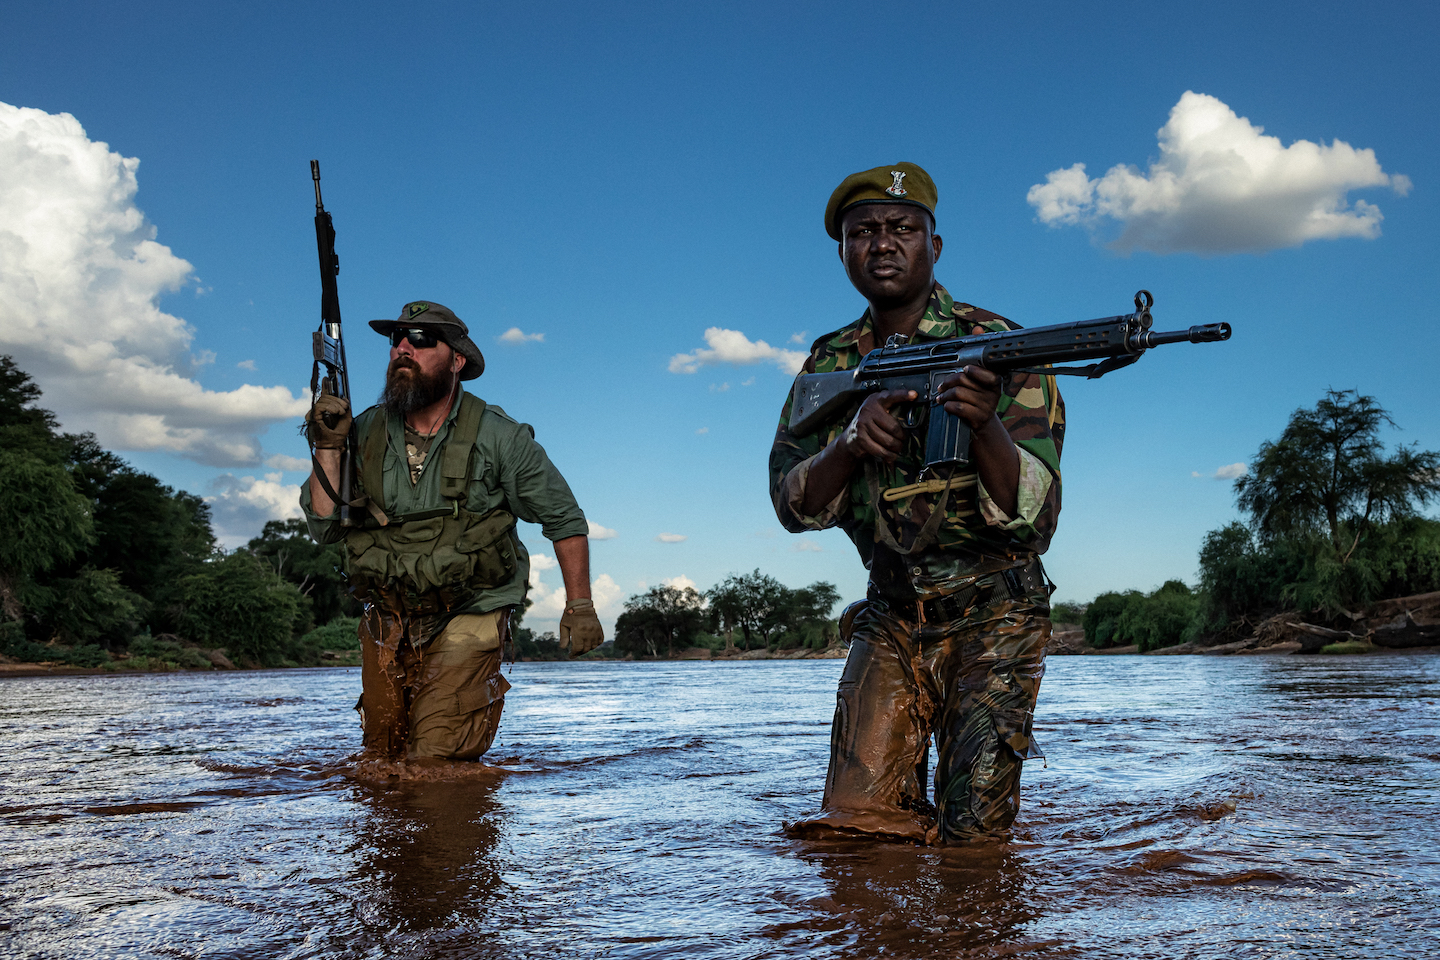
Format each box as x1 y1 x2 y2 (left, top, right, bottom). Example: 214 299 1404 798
2 654 1438 959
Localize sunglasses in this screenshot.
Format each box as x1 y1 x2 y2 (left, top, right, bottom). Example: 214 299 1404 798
389 327 443 350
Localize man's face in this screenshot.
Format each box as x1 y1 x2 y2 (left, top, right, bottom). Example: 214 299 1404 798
379 328 463 416
839 203 942 307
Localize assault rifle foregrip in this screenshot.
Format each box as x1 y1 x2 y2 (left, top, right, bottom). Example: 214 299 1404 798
787 291 1230 475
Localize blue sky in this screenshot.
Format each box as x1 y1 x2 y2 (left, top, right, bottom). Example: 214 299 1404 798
3 1 1436 632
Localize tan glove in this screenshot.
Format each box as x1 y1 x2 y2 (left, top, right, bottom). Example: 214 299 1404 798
306 388 352 450
558 598 604 657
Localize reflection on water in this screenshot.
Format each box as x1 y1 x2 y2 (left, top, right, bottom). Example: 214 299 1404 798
1 654 1438 958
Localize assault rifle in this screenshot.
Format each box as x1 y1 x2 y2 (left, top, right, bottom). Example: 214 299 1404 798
788 291 1230 474
307 160 360 527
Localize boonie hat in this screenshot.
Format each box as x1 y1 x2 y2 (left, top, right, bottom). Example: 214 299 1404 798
369 301 485 380
825 162 938 241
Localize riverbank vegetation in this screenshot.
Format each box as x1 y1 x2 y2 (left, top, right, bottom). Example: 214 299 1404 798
0 357 353 670
1074 389 1440 652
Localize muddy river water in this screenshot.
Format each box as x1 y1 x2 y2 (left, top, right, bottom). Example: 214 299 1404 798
2 654 1438 959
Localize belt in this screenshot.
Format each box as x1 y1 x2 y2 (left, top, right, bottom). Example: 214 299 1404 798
869 556 1047 625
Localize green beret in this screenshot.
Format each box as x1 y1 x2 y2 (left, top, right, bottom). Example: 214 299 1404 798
825 162 937 241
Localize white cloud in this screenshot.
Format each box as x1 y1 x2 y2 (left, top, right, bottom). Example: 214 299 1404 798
655 533 687 543
710 382 730 392
265 453 310 472
524 565 623 634
792 538 823 552
661 575 698 592
206 472 302 547
236 359 256 371
0 102 308 466
669 328 808 375
1026 91 1411 254
498 327 544 344
1213 463 1248 480
587 520 618 540
788 333 808 345
695 427 709 435
741 377 755 387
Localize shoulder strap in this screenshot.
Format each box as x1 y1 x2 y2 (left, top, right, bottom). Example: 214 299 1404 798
439 393 487 501
359 411 388 515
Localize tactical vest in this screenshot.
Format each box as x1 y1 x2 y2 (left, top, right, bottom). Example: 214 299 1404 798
343 394 518 596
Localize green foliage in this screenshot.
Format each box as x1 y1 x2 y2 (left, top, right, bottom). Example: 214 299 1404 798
615 584 706 658
128 634 214 669
512 627 565 660
0 449 95 591
1083 581 1201 652
1050 600 1086 625
298 617 361 651
704 570 839 651
178 553 309 667
1236 389 1440 564
248 519 357 625
36 567 146 646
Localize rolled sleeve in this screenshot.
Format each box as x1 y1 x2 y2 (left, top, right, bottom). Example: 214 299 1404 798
779 452 850 531
298 478 345 544
976 447 1053 533
497 428 589 542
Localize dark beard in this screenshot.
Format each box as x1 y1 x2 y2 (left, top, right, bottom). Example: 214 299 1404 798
379 358 453 416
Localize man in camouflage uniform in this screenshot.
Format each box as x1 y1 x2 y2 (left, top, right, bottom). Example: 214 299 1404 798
770 163 1064 844
303 301 603 765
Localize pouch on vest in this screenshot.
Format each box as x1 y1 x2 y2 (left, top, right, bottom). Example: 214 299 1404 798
344 394 518 594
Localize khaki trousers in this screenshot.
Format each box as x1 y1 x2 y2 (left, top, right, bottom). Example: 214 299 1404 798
358 596 512 761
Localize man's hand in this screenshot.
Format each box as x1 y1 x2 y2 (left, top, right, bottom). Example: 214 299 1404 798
306 388 352 450
839 388 917 464
935 365 1004 431
558 599 604 657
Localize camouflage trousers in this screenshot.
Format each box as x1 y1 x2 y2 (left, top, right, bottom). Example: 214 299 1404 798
797 578 1048 845
358 587 512 762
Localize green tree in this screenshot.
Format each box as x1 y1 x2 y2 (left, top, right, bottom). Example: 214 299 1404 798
707 570 784 650
247 518 355 625
1236 389 1440 565
614 584 705 658
177 552 308 666
0 449 94 621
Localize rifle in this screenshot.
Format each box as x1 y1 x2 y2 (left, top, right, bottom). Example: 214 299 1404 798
308 160 360 527
788 291 1230 474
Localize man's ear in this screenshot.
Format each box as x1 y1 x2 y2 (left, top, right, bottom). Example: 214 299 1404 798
452 352 466 375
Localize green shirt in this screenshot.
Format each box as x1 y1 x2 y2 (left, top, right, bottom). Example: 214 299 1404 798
300 388 589 613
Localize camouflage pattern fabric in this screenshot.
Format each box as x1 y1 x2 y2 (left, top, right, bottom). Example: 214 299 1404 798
771 283 1061 843
793 584 1049 844
768 283 1065 564
358 586 511 761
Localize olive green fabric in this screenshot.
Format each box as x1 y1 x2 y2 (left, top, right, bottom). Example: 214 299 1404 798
301 387 589 615
824 161 938 241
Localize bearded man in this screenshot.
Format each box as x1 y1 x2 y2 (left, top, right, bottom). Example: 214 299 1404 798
302 300 602 764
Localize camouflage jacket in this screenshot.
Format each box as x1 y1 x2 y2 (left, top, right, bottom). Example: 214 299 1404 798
768 284 1065 575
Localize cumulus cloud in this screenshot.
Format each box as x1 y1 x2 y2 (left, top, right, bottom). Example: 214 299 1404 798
695 427 709 435
587 520 618 540
236 359 257 371
792 538 823 552
206 472 302 547
662 575 698 592
669 328 808 375
1026 91 1411 254
655 533 687 543
265 453 310 472
498 327 544 344
0 102 308 465
526 562 623 631
1214 463 1248 480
